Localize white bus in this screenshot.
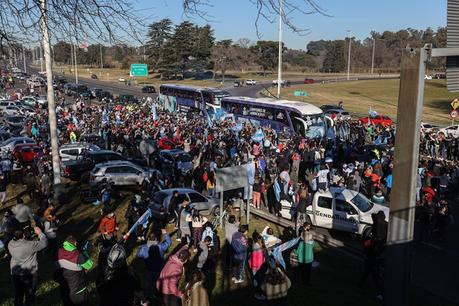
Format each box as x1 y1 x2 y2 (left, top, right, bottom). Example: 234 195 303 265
158 84 230 120
221 96 331 138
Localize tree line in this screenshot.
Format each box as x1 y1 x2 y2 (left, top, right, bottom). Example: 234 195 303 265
51 21 447 78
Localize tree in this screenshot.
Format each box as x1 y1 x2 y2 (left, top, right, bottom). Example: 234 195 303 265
211 39 237 82
322 41 345 72
250 40 281 75
234 38 255 72
146 18 173 72
170 21 197 75
53 41 71 64
192 24 214 70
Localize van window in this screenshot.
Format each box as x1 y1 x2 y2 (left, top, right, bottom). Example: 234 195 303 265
61 149 79 156
335 199 357 214
188 192 208 203
317 196 332 210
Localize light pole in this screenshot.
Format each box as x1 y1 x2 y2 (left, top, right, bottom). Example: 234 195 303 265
277 0 283 99
371 37 376 74
347 30 352 81
22 45 27 73
73 41 79 84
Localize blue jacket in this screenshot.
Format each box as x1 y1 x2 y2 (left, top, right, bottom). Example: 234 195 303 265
137 234 171 272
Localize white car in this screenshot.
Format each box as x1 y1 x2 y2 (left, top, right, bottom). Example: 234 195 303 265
89 160 157 187
246 79 257 85
118 77 126 82
280 187 389 238
3 106 22 116
425 75 432 80
420 122 438 134
438 125 459 138
272 79 285 85
59 142 101 162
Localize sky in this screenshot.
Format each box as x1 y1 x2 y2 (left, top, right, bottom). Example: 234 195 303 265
136 0 447 50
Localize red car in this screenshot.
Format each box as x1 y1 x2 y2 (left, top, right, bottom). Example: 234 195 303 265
359 115 393 126
304 78 316 84
13 143 42 163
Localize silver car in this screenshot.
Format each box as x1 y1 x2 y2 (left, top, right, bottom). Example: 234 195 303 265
0 136 36 153
89 160 157 187
149 188 220 221
59 142 100 162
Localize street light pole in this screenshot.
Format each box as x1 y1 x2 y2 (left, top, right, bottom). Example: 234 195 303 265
277 0 283 99
347 30 352 80
39 43 44 72
371 37 376 74
22 45 27 73
73 42 79 84
100 44 104 69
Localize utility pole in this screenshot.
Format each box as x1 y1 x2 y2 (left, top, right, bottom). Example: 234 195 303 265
22 45 27 73
73 42 79 84
347 30 352 80
100 44 104 69
371 38 376 74
277 0 283 99
384 46 427 306
39 43 44 72
39 0 61 185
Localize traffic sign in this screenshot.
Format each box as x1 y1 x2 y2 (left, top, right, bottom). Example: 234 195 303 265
451 98 459 110
451 109 458 118
294 91 308 97
130 64 148 77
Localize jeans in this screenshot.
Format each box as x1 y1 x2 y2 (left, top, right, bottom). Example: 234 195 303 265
233 258 246 280
12 274 37 306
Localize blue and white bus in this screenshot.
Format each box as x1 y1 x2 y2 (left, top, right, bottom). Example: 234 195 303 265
158 84 230 120
221 96 331 138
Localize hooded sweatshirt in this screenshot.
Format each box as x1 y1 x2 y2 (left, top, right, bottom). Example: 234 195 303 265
57 241 93 298
8 232 47 275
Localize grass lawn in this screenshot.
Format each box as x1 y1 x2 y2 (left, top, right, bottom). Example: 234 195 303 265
275 79 456 126
0 184 454 306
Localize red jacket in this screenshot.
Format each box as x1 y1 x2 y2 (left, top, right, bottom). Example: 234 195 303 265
98 216 117 235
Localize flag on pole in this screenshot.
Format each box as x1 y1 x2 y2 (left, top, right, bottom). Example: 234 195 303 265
271 237 300 269
123 209 152 241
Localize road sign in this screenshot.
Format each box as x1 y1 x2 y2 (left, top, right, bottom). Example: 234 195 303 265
294 91 308 97
451 109 458 118
451 98 459 109
130 64 148 77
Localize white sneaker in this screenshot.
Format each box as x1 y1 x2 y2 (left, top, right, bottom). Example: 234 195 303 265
234 278 244 284
231 277 237 282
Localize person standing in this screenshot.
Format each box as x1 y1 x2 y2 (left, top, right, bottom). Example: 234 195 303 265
12 198 34 229
295 222 315 285
156 245 190 306
196 236 212 270
231 224 249 284
224 215 239 269
56 236 93 305
182 270 210 306
8 226 47 306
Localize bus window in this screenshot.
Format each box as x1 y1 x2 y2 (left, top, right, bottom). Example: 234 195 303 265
292 116 306 136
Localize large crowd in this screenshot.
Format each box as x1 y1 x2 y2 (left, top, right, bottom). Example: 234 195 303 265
0 71 458 306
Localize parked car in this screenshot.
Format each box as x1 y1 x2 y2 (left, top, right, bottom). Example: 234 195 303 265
118 77 126 82
89 160 157 187
149 188 220 221
3 106 22 116
62 149 146 181
0 136 35 153
246 79 257 85
304 78 316 84
272 79 286 86
4 116 26 131
325 109 351 120
320 104 343 111
438 125 459 138
59 142 101 162
97 90 113 102
420 122 439 134
91 88 103 99
434 72 446 79
280 187 388 238
141 86 156 93
155 149 193 177
12 143 41 164
90 74 98 79
118 94 138 104
78 90 92 101
22 96 39 107
358 115 393 126
63 83 78 96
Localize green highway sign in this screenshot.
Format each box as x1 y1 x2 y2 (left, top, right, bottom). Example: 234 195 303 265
130 63 148 77
294 91 308 97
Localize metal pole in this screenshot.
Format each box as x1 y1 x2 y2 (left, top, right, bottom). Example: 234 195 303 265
22 45 27 73
100 44 103 69
277 0 283 99
219 192 224 229
347 30 351 80
74 42 79 84
371 38 376 74
39 43 44 72
383 46 427 306
39 0 61 185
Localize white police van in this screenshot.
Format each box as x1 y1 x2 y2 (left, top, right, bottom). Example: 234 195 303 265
280 187 389 238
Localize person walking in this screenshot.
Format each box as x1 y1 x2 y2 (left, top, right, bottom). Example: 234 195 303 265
196 236 212 270
56 236 93 305
182 270 210 306
8 226 47 306
231 224 249 284
295 222 315 285
12 198 34 230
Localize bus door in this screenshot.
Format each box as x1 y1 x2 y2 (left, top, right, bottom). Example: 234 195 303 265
291 116 308 137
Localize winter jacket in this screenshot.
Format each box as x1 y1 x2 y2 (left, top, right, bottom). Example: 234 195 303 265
231 231 248 261
98 216 117 235
8 233 47 275
57 241 93 301
137 234 171 272
156 245 188 298
182 281 209 306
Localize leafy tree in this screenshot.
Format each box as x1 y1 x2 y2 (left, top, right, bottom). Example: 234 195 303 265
53 41 71 64
322 41 345 72
211 39 237 82
146 18 173 72
192 24 214 70
250 40 282 75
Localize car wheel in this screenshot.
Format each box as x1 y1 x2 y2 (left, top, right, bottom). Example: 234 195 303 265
362 226 372 240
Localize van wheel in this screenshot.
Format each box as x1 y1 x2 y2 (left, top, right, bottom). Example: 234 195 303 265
362 227 372 240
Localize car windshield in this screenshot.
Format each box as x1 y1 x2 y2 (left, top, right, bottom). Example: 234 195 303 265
350 193 374 213
153 192 168 206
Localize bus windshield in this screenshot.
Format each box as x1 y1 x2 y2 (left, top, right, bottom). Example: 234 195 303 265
303 114 326 138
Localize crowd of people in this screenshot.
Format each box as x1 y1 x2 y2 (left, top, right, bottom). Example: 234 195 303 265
0 72 457 306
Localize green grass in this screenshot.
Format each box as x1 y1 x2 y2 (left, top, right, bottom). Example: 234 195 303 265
275 79 455 126
0 185 454 306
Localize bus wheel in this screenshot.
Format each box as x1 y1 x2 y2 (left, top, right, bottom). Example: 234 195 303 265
362 227 372 240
